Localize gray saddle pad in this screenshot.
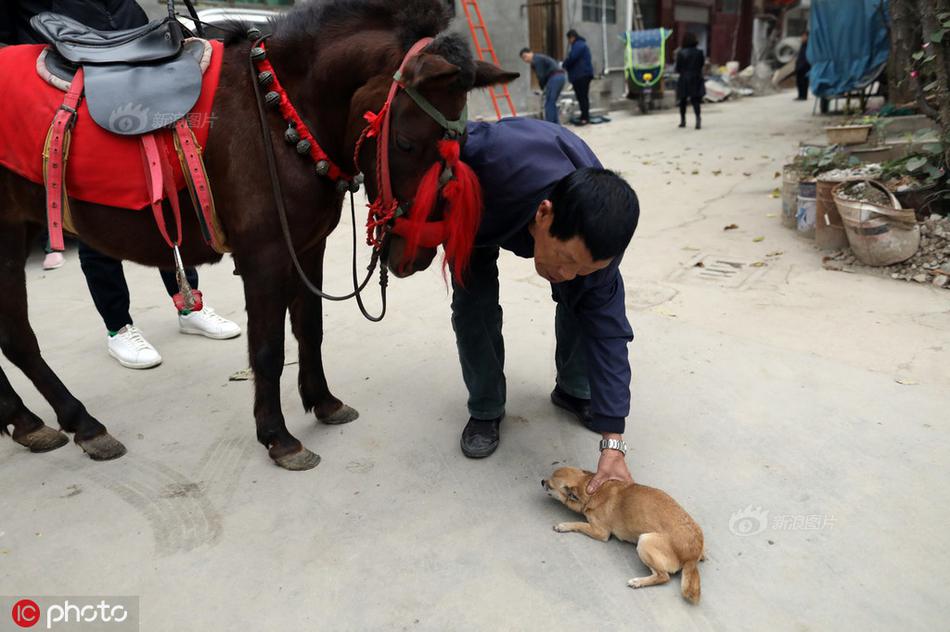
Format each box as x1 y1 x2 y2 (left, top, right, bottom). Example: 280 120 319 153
44 41 205 136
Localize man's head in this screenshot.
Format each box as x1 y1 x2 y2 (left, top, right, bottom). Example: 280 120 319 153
801 30 809 43
531 168 639 284
566 29 579 44
519 47 534 63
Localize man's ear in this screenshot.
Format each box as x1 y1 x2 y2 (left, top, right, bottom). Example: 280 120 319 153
473 60 520 88
402 53 460 88
535 199 554 225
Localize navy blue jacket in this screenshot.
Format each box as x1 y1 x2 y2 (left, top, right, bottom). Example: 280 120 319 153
0 0 147 44
462 118 633 434
563 36 594 83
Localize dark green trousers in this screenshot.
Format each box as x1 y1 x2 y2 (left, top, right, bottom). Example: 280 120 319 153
451 247 590 420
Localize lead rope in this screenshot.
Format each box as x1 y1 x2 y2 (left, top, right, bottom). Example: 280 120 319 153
248 42 386 320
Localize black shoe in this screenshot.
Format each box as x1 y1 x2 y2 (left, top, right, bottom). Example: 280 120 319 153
460 416 501 458
550 386 596 433
678 121 686 128
695 119 702 130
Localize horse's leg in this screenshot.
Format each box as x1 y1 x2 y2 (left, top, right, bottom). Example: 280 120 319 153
239 252 320 471
0 365 69 452
289 240 359 425
0 224 125 460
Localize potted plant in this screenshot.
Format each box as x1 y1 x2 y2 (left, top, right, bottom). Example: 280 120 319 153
880 142 947 217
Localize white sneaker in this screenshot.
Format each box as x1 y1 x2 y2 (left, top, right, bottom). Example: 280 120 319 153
178 306 242 340
107 326 162 369
43 252 65 270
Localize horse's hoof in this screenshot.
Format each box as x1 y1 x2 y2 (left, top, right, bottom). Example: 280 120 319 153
273 447 321 471
14 425 69 453
76 433 127 461
318 404 359 425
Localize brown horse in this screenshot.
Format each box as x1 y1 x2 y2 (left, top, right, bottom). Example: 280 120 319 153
0 0 517 470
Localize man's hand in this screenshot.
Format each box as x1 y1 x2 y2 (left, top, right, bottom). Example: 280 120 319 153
587 433 633 494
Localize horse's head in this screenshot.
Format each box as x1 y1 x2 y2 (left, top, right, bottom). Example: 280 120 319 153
349 35 518 282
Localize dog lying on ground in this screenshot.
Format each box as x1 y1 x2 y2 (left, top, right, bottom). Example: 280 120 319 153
542 467 704 603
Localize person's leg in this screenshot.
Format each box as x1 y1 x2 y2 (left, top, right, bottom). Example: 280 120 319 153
451 247 506 421
554 302 590 400
796 71 808 100
575 76 592 122
544 74 566 124
692 97 702 129
678 99 687 127
78 241 133 333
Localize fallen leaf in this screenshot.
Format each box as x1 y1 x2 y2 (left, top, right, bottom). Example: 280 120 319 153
682 246 701 251
693 261 705 268
895 378 918 386
691 170 700 175
766 213 777 218
750 261 767 268
773 171 781 178
724 224 739 231
770 188 781 198
712 169 722 176
766 251 784 257
753 236 765 242
743 172 752 177
229 368 253 381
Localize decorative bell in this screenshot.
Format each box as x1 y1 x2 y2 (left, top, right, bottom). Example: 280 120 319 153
295 139 312 155
250 47 266 62
315 160 330 176
353 173 365 185
264 91 281 108
349 180 361 193
257 71 274 88
337 180 350 193
284 126 300 144
247 27 262 41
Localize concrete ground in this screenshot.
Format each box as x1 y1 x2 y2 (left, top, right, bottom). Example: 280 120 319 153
2 92 948 631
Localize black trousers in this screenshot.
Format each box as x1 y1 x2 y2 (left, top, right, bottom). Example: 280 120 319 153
78 241 199 332
573 76 592 121
679 97 701 122
796 69 809 100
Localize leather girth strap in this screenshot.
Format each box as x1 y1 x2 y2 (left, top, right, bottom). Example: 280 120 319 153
173 119 229 253
42 67 84 252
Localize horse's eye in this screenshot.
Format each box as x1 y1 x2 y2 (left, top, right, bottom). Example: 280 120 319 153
395 134 414 153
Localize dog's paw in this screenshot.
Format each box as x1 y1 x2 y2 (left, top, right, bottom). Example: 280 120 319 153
628 578 646 589
553 523 570 533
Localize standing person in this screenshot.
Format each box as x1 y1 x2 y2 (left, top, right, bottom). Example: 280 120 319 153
450 117 640 494
563 29 594 125
795 31 811 101
1 0 242 369
675 32 705 130
519 47 567 124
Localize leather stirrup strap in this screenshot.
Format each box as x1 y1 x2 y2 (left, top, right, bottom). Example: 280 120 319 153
43 67 84 252
140 133 183 249
173 119 228 253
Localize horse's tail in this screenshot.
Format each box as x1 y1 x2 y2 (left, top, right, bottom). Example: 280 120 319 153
680 559 701 604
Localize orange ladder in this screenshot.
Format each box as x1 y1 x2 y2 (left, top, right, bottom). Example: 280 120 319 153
460 0 518 120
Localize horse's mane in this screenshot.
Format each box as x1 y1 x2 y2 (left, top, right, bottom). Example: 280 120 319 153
221 0 450 51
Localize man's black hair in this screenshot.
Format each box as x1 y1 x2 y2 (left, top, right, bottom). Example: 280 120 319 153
566 29 579 39
548 168 639 261
519 47 531 56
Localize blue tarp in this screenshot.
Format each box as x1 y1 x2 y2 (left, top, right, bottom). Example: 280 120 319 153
808 0 890 97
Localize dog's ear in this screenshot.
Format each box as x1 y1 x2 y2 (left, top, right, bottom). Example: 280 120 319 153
582 470 595 477
566 486 580 502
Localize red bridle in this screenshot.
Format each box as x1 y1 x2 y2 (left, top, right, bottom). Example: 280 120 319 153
357 38 483 281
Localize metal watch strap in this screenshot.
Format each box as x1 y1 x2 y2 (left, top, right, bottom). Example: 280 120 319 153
599 438 627 455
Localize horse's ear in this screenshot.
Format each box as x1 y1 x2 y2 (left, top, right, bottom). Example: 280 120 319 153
472 61 520 88
403 53 460 88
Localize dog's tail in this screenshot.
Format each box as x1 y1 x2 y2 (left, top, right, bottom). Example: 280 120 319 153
681 559 701 604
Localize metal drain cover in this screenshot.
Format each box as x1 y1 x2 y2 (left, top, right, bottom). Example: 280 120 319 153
670 253 768 289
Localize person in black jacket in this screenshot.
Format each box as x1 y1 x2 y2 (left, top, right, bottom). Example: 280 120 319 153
0 0 241 369
795 31 811 101
674 32 705 130
563 29 594 125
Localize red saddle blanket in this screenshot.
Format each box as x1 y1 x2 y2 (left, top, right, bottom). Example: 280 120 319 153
0 41 224 210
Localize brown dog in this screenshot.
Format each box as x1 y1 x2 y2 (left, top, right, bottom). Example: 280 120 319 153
542 467 704 603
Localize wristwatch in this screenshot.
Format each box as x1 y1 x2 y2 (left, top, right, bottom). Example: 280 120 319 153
599 438 627 455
